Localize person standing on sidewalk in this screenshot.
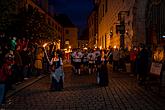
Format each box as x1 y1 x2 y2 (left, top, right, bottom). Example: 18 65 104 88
0 64 6 105
13 45 23 83
20 47 30 80
34 47 44 77
137 45 149 85
0 57 12 105
130 47 138 75
4 50 15 90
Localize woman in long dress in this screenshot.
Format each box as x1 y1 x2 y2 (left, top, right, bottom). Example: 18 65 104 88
98 50 109 86
48 51 64 91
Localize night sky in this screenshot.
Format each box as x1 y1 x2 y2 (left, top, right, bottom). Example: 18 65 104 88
49 0 94 32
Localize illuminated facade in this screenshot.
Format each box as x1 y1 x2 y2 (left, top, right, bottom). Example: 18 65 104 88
64 27 78 49
89 0 165 49
55 14 78 49
88 8 98 48
96 0 135 49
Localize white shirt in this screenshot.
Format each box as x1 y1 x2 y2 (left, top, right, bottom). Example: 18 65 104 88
49 57 63 66
73 52 82 62
87 52 95 63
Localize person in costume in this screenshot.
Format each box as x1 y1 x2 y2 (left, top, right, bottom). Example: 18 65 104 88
48 51 64 91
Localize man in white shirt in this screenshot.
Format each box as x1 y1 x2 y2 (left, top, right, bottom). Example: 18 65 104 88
73 49 83 75
87 49 95 74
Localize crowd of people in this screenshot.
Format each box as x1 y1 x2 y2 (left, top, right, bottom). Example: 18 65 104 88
70 48 109 86
0 35 164 105
70 45 164 85
0 36 65 105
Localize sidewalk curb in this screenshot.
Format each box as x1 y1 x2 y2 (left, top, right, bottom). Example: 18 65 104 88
6 75 46 98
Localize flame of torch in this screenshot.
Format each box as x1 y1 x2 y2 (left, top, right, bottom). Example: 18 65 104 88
43 43 47 48
43 43 50 62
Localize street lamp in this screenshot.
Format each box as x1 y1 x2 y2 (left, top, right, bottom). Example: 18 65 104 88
118 11 129 48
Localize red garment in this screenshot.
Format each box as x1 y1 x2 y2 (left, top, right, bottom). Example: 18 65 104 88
0 63 12 81
17 39 23 50
130 50 137 61
22 40 29 50
0 69 5 81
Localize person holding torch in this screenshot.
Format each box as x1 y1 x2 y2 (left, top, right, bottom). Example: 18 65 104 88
43 43 64 91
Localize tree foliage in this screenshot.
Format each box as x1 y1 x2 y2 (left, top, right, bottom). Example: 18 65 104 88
0 3 54 40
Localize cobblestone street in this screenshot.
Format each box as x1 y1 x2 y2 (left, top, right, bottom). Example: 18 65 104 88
2 63 165 110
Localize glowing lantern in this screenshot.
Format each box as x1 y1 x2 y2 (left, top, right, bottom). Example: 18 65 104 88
153 46 164 62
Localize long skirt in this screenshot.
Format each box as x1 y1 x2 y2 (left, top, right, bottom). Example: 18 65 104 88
98 64 109 86
50 76 63 91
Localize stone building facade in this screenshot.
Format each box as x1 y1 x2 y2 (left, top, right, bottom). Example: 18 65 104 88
55 14 78 49
97 0 135 49
89 0 165 49
64 27 78 49
88 7 98 48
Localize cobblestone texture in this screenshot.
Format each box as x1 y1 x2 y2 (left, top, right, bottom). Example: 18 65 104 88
1 63 165 110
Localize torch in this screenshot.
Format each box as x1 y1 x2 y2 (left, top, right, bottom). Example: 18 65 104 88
43 43 50 63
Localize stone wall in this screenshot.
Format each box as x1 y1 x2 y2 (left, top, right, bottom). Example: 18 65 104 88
133 0 148 46
98 0 135 49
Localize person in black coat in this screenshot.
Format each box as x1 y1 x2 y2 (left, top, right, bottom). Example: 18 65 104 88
98 51 109 86
137 45 149 85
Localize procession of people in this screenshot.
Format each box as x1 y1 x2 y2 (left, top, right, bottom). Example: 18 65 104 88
70 45 165 86
0 35 165 106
